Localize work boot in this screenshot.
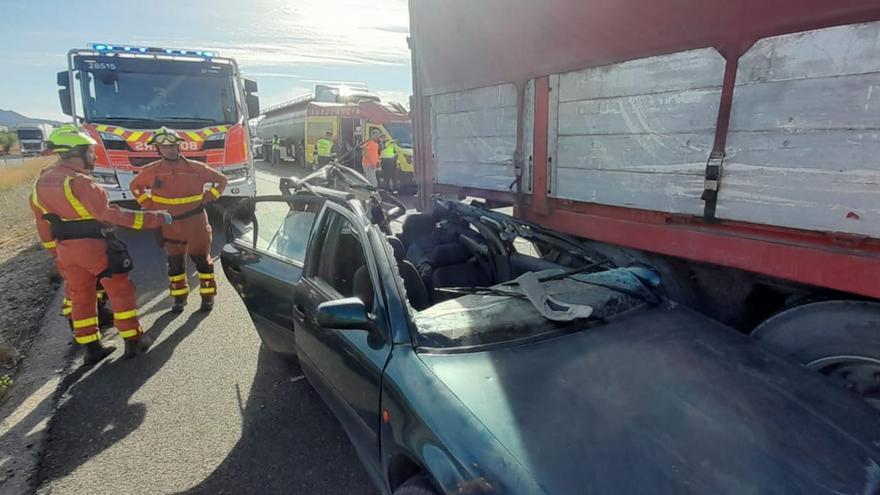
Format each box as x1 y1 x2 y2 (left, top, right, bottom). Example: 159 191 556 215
123 334 153 359
199 298 214 312
171 297 187 313
83 341 116 366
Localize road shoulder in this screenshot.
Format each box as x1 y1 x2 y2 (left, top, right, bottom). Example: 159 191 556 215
0 291 71 495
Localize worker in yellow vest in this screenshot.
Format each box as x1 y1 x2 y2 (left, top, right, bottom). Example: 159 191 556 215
271 135 281 166
315 131 337 167
379 136 399 192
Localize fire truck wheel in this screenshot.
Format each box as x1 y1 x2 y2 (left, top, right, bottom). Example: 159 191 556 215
752 300 880 412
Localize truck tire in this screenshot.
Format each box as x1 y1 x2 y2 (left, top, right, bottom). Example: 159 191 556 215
393 476 439 495
752 300 880 412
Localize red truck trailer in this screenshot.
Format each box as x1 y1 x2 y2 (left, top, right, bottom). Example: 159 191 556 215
408 0 880 408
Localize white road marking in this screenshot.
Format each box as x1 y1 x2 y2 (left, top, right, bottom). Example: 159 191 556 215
290 375 305 384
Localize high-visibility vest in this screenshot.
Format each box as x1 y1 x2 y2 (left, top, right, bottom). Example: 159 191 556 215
381 141 396 159
316 138 334 157
272 137 280 150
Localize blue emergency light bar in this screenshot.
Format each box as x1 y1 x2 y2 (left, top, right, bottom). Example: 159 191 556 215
88 43 218 58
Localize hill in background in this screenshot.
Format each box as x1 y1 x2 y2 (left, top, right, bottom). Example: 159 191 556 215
0 110 62 128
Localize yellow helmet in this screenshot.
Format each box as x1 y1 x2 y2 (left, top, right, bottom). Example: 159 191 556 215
48 125 97 154
149 126 183 146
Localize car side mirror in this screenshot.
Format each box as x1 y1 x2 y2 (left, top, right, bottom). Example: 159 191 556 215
243 78 258 93
317 298 371 330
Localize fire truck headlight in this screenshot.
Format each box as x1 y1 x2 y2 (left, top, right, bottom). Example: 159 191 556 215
223 167 249 181
205 133 226 142
92 172 119 186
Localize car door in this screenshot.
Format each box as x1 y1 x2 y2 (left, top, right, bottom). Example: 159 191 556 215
293 202 393 475
221 195 322 353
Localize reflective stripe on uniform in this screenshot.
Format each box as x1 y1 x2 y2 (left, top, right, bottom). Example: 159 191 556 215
119 328 141 339
74 332 102 344
61 298 72 316
170 287 190 296
136 193 151 204
198 272 215 280
132 211 145 230
169 273 187 283
63 177 95 220
209 187 221 199
72 317 99 329
152 193 204 205
31 183 48 214
199 287 216 295
114 309 138 320
42 241 57 249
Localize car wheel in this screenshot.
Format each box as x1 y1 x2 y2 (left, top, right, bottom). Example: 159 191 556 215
752 300 880 412
393 475 439 495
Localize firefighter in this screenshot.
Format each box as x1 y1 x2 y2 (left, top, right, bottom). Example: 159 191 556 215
315 131 336 167
130 127 228 313
33 163 112 330
379 135 399 192
30 125 170 365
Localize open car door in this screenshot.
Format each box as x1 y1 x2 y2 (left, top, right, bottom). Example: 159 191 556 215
221 195 324 354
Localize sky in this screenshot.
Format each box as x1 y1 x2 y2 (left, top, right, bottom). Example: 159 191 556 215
0 0 413 121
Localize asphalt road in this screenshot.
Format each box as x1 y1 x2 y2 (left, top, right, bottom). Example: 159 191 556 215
35 161 378 495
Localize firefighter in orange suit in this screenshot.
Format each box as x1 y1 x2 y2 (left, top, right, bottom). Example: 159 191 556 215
33 164 112 329
30 125 170 365
130 127 228 312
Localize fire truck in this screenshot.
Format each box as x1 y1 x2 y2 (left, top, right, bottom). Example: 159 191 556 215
257 84 414 183
56 43 260 204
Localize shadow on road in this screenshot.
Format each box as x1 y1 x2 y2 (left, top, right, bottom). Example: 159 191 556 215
36 310 207 486
176 347 376 495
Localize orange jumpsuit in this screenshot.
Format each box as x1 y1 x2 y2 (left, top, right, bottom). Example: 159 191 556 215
129 157 227 304
30 161 164 346
31 165 107 322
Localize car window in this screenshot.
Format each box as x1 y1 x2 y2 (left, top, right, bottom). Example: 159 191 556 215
310 209 374 304
239 200 320 263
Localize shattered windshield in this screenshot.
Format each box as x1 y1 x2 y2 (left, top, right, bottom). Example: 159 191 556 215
414 268 651 349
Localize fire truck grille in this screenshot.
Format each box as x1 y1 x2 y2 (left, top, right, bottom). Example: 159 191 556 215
129 156 206 167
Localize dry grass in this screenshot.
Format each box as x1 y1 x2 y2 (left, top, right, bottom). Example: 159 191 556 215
0 156 55 190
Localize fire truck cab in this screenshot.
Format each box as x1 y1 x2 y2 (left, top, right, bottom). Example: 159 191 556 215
56 43 260 204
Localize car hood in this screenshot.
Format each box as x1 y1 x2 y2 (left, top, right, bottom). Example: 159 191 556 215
419 303 880 495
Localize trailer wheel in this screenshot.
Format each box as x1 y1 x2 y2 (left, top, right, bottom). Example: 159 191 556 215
752 300 880 412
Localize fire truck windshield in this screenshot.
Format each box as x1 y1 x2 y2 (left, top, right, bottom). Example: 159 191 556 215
80 69 238 129
385 122 412 148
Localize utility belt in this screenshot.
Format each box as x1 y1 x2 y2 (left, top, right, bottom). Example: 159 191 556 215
43 214 134 276
172 204 205 221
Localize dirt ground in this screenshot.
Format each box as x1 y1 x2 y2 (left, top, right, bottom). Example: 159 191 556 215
0 157 60 400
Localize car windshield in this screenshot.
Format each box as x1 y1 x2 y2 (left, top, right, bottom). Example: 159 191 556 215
80 69 237 128
385 122 412 148
395 201 656 349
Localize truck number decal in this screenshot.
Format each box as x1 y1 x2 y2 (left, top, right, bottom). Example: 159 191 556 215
179 140 199 151
86 61 117 70
132 140 199 151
